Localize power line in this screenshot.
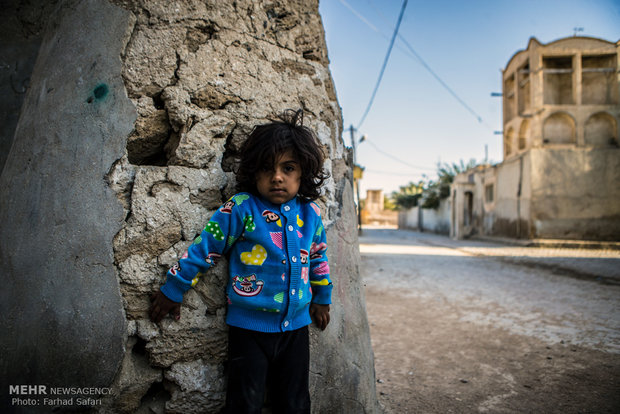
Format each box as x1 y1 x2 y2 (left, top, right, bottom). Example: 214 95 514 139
356 0 408 130
342 0 493 131
339 0 380 33
364 169 428 177
395 34 495 131
364 138 435 171
368 0 490 128
338 0 487 185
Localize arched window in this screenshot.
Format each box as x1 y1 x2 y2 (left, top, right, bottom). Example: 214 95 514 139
504 127 514 157
585 112 617 147
518 119 529 150
543 112 575 145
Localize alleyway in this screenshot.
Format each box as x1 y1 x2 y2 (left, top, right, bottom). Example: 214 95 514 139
360 227 620 413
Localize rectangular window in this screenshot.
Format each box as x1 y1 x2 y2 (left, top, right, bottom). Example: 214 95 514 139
543 56 574 105
517 62 531 115
485 184 494 204
503 74 516 122
582 54 618 105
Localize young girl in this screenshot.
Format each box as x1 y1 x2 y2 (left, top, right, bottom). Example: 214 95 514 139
150 109 333 413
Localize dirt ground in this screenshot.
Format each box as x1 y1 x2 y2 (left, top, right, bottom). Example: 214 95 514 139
366 289 620 413
360 228 620 413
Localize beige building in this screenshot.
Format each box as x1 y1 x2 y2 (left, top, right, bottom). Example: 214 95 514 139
365 189 385 212
452 36 620 241
362 189 398 226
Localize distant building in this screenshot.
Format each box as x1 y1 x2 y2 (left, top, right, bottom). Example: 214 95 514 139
362 189 398 226
365 189 384 212
451 36 620 241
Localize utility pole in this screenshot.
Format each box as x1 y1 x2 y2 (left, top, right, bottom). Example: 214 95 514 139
349 124 363 234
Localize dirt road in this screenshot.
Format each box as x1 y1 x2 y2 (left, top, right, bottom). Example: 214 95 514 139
359 227 620 413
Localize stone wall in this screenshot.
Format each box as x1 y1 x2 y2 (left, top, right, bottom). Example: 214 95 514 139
0 0 378 413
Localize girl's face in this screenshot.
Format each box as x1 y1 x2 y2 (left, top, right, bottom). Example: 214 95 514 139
255 151 301 205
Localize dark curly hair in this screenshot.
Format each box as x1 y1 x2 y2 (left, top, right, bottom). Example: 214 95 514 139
236 109 329 202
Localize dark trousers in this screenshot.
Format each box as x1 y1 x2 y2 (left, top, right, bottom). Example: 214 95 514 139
223 326 311 414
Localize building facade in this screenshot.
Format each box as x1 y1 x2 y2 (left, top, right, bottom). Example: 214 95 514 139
362 189 398 226
452 36 620 241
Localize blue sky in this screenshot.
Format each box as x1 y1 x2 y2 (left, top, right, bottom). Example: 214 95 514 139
318 0 620 195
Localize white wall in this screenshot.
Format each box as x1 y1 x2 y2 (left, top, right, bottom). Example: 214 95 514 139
398 206 419 229
398 199 451 235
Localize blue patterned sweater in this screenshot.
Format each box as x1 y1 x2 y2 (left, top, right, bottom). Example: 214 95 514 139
160 192 333 333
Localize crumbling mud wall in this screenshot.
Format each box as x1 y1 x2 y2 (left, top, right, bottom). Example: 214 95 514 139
1 0 378 413
105 1 378 411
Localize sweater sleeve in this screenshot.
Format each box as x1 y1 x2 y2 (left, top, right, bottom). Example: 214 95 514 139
308 217 333 305
160 195 248 302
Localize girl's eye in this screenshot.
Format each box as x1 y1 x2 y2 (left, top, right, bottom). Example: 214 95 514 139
284 165 296 172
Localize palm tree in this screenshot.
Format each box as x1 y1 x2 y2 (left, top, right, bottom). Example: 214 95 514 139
422 159 478 208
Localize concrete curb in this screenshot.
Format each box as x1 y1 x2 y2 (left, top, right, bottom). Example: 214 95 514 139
472 235 620 250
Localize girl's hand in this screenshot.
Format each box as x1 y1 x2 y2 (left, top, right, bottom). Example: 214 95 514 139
149 290 181 323
310 303 330 330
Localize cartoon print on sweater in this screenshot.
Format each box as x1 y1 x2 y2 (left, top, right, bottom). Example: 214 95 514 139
232 274 264 297
300 249 309 264
313 262 330 276
220 199 235 214
270 232 283 249
315 223 323 237
275 290 304 301
296 215 304 227
299 249 310 283
240 244 267 265
310 277 330 286
272 290 303 303
170 263 181 276
191 272 204 287
262 210 282 227
310 202 321 216
205 221 225 241
205 252 221 265
244 215 256 232
233 194 250 205
310 242 326 260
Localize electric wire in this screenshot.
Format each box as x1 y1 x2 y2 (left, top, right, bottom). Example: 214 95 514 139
365 169 428 177
364 139 435 171
355 0 408 130
337 0 487 184
341 0 493 131
339 0 381 33
396 34 494 131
